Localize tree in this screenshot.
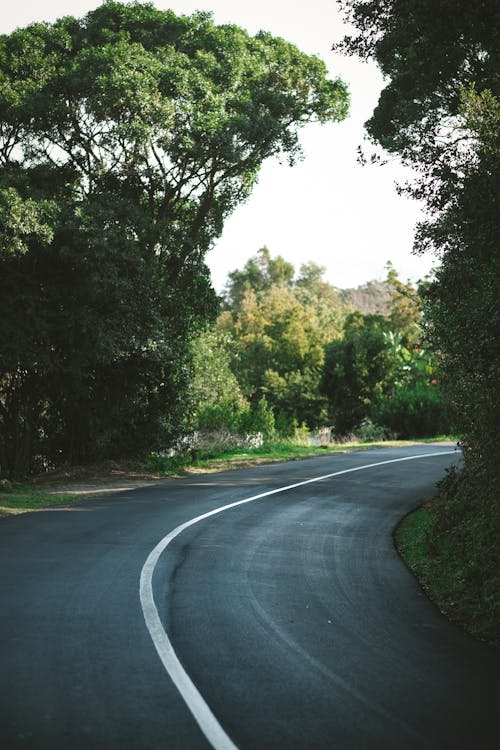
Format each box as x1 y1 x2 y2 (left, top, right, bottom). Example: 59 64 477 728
385 262 421 341
223 246 295 312
335 0 499 458
294 261 348 339
186 327 249 432
0 1 349 476
320 312 394 435
218 250 351 427
336 0 499 639
335 1 497 160
321 272 448 438
370 331 449 438
219 283 327 424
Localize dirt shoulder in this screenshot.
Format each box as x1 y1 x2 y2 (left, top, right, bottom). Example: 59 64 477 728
26 461 168 498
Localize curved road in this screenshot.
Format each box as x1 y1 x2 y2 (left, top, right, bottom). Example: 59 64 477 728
0 446 498 749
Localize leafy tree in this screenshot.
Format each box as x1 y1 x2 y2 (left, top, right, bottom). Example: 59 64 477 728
335 0 497 161
219 283 327 422
186 327 249 432
238 395 276 440
218 248 356 426
321 310 448 438
336 0 499 639
294 261 348 340
0 1 348 476
321 312 394 435
385 262 421 340
371 331 449 438
223 246 295 312
335 0 499 457
371 380 448 438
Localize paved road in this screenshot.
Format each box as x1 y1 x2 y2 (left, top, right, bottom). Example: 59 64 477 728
0 446 498 749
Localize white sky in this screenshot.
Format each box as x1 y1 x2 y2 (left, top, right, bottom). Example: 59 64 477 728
1 1 437 291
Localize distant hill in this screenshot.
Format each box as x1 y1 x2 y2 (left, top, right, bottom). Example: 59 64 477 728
338 279 391 316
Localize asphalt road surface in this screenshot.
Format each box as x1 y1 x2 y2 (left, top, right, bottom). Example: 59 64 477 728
1 445 498 749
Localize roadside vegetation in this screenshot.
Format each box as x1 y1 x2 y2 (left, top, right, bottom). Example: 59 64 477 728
396 462 499 648
337 0 499 647
0 2 349 479
148 435 454 476
0 487 76 516
188 249 450 444
0 435 453 517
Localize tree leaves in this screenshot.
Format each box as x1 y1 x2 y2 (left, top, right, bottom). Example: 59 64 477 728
0 3 348 476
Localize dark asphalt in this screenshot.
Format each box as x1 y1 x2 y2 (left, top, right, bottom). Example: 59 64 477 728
0 446 498 749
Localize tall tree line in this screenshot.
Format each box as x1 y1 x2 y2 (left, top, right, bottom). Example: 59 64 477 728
188 247 447 440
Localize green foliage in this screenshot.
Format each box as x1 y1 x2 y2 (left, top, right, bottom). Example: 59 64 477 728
223 246 295 312
0 187 58 256
338 0 499 640
371 381 449 439
335 0 497 162
321 273 448 438
218 248 350 427
0 489 76 514
385 261 422 340
238 395 276 439
397 462 500 647
187 327 249 431
321 312 394 435
336 2 498 455
0 2 348 477
371 330 450 438
221 253 446 440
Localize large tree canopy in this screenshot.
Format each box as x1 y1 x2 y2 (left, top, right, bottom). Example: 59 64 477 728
0 1 348 476
336 0 497 157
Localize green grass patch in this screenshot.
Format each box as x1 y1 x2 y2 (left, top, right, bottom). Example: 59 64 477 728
395 464 499 648
0 488 77 516
148 436 455 476
396 506 436 563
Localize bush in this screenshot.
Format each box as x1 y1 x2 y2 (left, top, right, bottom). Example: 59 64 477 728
195 400 243 432
398 461 500 647
371 382 450 438
354 421 394 442
238 396 276 440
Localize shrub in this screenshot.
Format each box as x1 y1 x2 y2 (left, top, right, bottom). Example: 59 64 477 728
238 396 276 440
354 421 394 442
371 382 450 438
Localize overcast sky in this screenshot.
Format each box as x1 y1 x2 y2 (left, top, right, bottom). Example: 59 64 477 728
1 1 437 291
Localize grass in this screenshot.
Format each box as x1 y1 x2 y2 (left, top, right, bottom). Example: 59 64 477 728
147 435 455 476
0 488 77 517
148 440 346 474
395 464 499 649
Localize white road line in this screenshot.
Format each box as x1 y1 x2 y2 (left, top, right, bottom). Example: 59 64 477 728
139 449 457 750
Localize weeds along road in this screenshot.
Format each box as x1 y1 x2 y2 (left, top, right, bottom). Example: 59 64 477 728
0 446 498 749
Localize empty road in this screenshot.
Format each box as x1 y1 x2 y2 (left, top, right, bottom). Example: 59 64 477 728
0 445 498 749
